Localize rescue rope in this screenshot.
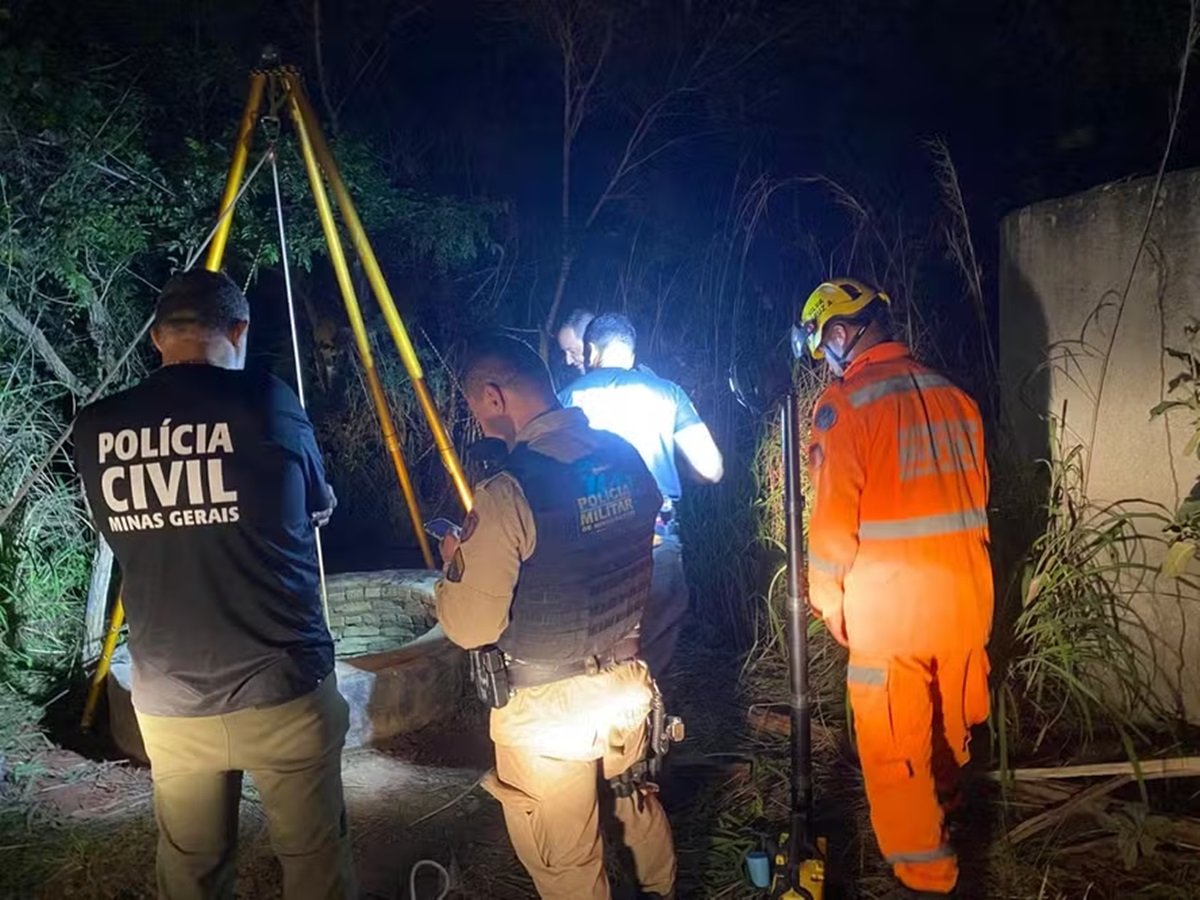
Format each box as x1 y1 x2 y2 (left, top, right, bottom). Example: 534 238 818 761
407 859 450 900
269 146 331 622
408 773 485 829
404 774 484 899
0 147 277 530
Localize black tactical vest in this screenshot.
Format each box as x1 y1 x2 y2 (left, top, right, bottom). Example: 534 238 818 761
497 431 661 665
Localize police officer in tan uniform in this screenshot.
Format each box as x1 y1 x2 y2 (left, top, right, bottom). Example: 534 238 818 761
436 333 677 900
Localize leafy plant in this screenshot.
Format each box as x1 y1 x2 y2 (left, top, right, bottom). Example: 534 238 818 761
1099 803 1162 872
0 35 498 746
1150 318 1200 576
0 376 92 749
997 432 1171 767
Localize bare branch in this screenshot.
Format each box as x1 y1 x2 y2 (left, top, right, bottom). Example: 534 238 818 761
0 289 89 397
536 0 759 352
619 128 719 182
540 0 616 354
313 0 338 132
566 12 612 144
583 87 680 231
334 3 428 120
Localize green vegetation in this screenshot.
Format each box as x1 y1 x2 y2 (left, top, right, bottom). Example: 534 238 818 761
1152 318 1200 577
998 437 1173 764
0 35 495 747
0 42 163 749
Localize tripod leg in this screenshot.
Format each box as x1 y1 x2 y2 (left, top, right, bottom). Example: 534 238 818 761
285 92 435 569
204 72 266 272
284 73 473 514
81 595 125 729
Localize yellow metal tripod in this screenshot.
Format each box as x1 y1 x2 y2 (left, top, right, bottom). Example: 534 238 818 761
81 51 475 729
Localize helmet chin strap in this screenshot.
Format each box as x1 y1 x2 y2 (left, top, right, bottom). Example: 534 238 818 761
823 321 869 375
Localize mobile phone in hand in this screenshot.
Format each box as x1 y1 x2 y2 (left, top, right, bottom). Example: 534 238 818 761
424 517 462 541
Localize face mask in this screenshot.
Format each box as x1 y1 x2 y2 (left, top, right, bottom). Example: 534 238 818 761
823 322 868 378
790 324 811 360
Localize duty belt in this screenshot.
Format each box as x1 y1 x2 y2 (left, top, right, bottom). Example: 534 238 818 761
507 635 641 690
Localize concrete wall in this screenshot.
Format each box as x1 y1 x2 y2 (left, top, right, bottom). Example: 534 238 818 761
325 570 437 658
1000 167 1200 720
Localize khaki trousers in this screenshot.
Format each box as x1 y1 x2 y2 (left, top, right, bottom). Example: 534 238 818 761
135 675 355 900
487 723 677 900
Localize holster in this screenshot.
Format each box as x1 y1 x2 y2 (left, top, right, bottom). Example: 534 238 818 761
609 681 685 799
469 645 512 709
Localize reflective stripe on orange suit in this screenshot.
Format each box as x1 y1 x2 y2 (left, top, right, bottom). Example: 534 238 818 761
807 341 993 894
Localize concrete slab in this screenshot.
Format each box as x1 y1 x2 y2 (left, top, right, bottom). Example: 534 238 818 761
1000 167 1200 721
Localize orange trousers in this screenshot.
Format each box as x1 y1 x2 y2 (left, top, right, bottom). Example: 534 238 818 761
847 648 990 893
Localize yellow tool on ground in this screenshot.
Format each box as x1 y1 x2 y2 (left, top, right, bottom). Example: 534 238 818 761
770 833 827 899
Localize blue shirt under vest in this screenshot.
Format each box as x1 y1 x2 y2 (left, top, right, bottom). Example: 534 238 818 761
559 367 702 502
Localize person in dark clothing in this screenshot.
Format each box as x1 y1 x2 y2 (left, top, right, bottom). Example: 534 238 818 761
73 270 354 900
559 313 723 682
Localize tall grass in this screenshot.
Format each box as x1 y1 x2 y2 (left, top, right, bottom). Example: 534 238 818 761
0 360 94 750
996 432 1175 768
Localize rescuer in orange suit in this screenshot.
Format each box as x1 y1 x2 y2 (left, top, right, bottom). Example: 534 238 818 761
796 278 993 898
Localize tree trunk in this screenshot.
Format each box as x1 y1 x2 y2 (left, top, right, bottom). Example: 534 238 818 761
541 251 575 361
0 290 89 397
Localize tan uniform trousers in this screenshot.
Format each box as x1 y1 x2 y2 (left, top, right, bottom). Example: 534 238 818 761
135 675 355 900
483 662 677 900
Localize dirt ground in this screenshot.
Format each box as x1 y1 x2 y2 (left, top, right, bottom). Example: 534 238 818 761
0 708 710 900
0 707 537 900
6 633 1200 899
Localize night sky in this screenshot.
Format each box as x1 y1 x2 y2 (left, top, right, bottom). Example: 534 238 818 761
22 0 1195 279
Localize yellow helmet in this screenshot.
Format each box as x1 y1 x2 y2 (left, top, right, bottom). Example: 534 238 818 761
793 277 891 359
